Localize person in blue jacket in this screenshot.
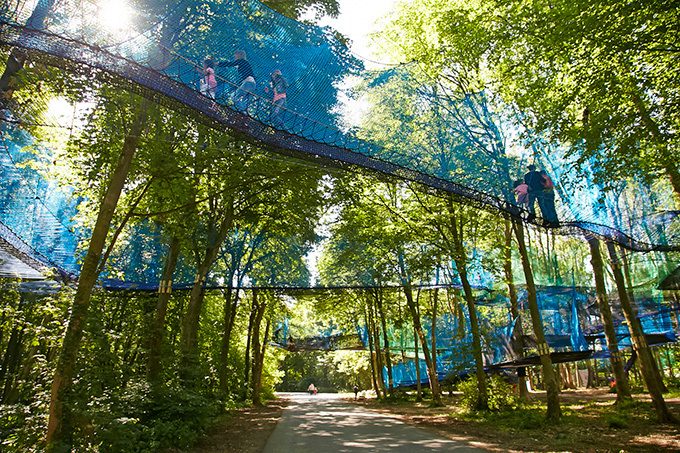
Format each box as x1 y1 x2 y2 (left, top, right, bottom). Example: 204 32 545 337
220 50 256 112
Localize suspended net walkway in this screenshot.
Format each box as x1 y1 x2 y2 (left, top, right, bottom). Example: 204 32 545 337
0 0 679 284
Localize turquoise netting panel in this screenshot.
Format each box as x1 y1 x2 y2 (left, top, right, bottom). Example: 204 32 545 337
378 286 676 387
0 114 80 277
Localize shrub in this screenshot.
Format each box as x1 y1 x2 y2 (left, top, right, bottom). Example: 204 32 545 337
0 401 49 452
459 374 519 412
514 409 547 429
86 381 226 452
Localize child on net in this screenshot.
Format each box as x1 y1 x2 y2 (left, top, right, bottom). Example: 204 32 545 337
197 57 217 99
513 179 529 212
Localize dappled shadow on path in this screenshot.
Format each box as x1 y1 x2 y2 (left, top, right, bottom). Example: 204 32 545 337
264 393 486 452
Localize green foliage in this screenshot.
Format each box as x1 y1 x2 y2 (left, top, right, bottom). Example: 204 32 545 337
457 403 547 430
513 408 548 430
85 381 232 452
661 375 680 398
380 0 680 196
0 397 50 452
276 350 370 392
458 374 519 412
0 289 69 452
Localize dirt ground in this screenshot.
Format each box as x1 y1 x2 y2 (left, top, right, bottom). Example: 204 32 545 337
186 389 680 453
354 388 680 453
186 399 288 453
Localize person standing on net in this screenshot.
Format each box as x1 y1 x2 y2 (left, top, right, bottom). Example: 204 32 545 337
266 69 288 127
196 57 217 99
539 169 559 227
513 179 530 214
220 50 256 113
524 164 545 221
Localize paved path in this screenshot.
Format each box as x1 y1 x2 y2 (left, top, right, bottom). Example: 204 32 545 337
263 393 488 453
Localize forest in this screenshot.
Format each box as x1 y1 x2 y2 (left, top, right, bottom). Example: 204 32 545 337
0 0 679 451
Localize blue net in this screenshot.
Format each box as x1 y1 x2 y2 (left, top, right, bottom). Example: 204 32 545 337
368 286 678 387
0 0 679 287
271 318 366 351
260 285 679 387
0 112 80 278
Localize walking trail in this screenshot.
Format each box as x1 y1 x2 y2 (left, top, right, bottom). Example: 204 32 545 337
263 392 488 453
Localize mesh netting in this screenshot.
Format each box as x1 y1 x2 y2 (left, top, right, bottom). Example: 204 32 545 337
0 112 79 278
385 286 678 386
0 0 679 286
264 286 678 387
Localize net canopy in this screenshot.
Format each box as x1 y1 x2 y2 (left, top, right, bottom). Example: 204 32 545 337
0 0 679 288
264 285 678 387
384 286 677 387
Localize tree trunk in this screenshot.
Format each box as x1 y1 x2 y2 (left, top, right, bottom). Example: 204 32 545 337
403 284 442 405
147 236 181 382
368 297 385 396
244 296 256 392
219 285 239 392
586 237 631 403
458 265 489 410
250 290 268 407
503 219 529 399
512 219 562 421
606 242 677 423
46 101 147 449
364 303 381 399
1 326 23 404
430 288 438 398
413 324 422 402
447 206 488 410
180 199 234 377
375 288 394 398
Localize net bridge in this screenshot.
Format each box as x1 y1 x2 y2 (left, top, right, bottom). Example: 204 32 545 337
0 0 679 286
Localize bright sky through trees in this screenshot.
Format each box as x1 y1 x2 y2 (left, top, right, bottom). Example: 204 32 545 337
97 0 133 35
314 0 409 60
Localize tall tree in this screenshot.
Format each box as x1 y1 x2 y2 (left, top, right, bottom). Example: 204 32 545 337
47 97 150 449
503 219 529 399
606 242 676 423
586 237 632 403
147 236 181 382
513 220 562 421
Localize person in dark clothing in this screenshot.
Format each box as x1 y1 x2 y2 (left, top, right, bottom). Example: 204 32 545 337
538 169 559 226
524 164 544 221
219 50 256 112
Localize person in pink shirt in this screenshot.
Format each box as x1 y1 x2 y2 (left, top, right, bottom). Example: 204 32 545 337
266 69 288 127
513 179 529 211
197 57 217 99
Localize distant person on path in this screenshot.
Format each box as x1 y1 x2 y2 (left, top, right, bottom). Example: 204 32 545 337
220 50 256 112
196 57 217 99
353 384 359 400
308 383 317 395
265 69 288 127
